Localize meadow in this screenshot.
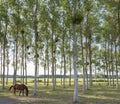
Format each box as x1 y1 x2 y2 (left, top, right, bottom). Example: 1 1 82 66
0 78 120 104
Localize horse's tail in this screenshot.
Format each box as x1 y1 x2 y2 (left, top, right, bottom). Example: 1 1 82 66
9 85 14 91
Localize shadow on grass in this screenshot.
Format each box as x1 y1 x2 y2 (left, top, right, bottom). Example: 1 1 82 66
1 84 120 104
79 96 120 104
0 95 23 104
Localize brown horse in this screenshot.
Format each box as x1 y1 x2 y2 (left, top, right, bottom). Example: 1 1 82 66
9 84 28 96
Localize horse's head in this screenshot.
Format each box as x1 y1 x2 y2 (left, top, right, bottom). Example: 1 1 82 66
25 86 29 96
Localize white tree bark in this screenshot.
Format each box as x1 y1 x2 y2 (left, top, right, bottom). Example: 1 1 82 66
34 0 38 95
73 23 78 103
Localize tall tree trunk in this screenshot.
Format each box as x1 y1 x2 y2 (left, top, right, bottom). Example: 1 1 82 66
116 0 120 88
34 0 38 95
46 39 50 86
72 0 79 103
107 36 111 86
85 36 88 89
110 38 114 87
0 44 3 84
80 25 87 93
63 29 66 88
60 58 63 86
51 27 55 90
13 44 15 84
88 33 92 86
44 59 46 85
55 58 57 86
6 47 9 85
2 31 7 89
118 0 120 35
94 54 97 82
13 4 20 84
73 22 78 103
2 3 8 88
115 41 118 88
0 22 2 84
13 36 17 84
54 34 57 87
84 9 89 89
24 37 27 84
69 36 72 86
69 56 72 86
21 30 25 84
104 38 108 84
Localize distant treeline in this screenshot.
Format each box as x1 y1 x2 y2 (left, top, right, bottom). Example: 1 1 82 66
4 75 73 78
3 74 120 79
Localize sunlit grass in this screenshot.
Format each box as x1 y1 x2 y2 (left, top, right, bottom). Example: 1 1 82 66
0 78 120 104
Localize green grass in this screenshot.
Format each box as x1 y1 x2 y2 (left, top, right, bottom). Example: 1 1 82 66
0 78 120 104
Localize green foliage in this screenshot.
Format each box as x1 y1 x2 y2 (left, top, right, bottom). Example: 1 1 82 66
0 0 120 92
84 0 93 12
72 12 83 24
21 29 24 34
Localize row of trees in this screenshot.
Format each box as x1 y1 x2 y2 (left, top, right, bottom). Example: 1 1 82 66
0 0 120 103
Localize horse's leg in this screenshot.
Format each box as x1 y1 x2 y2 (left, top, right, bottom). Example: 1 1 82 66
22 90 24 96
19 90 21 96
14 89 16 95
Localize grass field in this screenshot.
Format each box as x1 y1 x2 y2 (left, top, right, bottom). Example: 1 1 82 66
0 78 120 104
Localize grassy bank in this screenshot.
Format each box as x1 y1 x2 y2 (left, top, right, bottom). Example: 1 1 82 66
0 78 120 104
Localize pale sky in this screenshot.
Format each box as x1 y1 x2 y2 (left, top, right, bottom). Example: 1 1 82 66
8 61 44 76
8 61 73 76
